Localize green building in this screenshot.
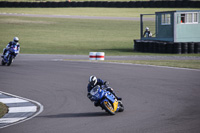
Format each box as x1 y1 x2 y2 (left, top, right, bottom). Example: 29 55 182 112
141 10 200 42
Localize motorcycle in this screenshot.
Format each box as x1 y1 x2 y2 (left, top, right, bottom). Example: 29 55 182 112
89 85 124 115
1 45 19 66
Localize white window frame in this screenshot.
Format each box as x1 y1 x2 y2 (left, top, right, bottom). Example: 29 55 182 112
193 13 198 23
161 13 171 25
180 12 198 24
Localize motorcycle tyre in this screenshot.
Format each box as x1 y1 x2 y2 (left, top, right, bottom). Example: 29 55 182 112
102 100 115 115
1 59 6 66
7 56 12 66
118 101 124 112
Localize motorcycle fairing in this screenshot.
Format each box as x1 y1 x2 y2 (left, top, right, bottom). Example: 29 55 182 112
101 92 119 112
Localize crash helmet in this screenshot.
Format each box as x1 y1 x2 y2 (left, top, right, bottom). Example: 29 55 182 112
89 75 97 87
13 37 19 43
146 27 149 31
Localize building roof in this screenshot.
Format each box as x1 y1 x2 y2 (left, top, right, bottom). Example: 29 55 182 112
156 10 200 14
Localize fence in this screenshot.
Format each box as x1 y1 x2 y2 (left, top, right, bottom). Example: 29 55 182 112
134 40 200 54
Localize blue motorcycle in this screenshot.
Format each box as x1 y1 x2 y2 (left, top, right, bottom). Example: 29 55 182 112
89 85 124 115
1 45 19 66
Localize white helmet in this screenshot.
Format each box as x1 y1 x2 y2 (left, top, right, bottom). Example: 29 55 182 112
13 37 19 43
146 27 149 31
89 75 97 87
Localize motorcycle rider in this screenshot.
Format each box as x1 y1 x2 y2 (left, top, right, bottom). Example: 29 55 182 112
143 27 152 38
1 37 20 58
87 75 122 107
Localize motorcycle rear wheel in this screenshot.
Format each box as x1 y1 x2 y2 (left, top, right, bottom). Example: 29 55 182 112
102 100 115 115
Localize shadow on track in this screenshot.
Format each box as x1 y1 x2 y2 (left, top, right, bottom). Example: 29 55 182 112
40 112 110 118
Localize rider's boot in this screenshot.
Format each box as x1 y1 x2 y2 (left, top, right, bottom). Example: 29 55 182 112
94 101 100 107
2 49 6 57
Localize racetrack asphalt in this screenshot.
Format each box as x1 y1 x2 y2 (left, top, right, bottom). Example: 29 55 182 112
0 54 200 133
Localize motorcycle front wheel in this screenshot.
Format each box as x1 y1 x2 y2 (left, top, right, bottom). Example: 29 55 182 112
102 100 115 115
7 56 13 66
1 59 6 66
118 101 124 112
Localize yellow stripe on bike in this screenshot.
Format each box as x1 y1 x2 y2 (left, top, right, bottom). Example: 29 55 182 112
113 99 118 112
104 100 118 112
104 101 115 112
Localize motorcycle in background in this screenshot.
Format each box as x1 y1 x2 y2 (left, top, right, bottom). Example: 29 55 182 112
1 45 19 66
89 85 124 115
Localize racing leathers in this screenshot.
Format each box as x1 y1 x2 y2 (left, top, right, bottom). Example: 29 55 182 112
2 41 20 58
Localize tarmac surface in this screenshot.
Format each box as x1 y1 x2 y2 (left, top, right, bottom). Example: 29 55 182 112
0 54 200 133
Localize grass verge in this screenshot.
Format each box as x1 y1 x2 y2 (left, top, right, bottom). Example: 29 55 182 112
0 8 199 18
64 59 200 69
0 102 8 118
105 60 200 69
0 15 140 55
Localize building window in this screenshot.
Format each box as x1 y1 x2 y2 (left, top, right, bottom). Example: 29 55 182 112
194 13 198 23
162 14 171 25
180 13 198 24
187 13 193 23
181 14 185 23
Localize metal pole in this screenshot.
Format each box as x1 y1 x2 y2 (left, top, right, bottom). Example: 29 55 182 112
140 14 143 39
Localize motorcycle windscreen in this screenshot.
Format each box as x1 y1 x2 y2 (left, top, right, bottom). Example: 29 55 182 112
90 86 101 101
90 86 99 95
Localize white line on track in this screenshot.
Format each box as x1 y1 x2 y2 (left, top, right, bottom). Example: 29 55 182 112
0 118 27 124
105 61 200 72
0 98 29 104
9 106 37 113
54 59 200 72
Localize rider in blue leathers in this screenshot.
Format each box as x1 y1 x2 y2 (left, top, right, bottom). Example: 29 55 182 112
87 75 121 107
1 37 20 58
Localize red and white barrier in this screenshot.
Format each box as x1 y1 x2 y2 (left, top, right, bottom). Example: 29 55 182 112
89 52 105 60
96 52 105 60
89 52 97 60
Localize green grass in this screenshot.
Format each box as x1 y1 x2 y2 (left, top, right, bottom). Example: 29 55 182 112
0 102 8 118
0 15 139 55
0 8 199 18
105 60 200 69
64 59 200 69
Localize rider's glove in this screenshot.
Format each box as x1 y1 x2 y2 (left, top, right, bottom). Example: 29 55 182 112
104 81 109 87
106 87 114 92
